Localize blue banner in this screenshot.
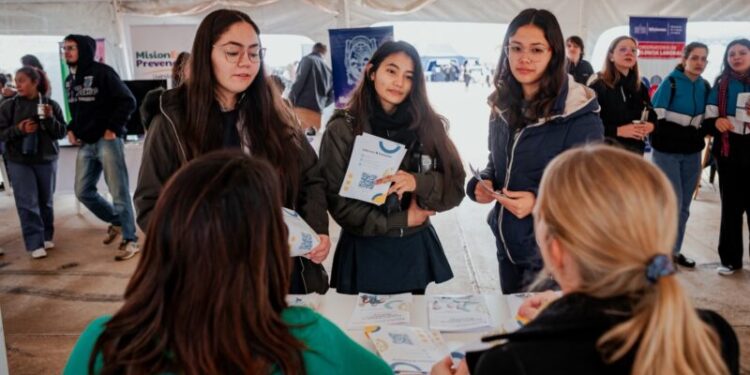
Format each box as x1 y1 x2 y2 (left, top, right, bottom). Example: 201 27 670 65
328 26 394 108
630 16 687 43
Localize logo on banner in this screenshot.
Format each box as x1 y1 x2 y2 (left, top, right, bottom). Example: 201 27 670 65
345 36 379 85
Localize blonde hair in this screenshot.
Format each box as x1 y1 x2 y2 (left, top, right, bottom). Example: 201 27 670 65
598 35 641 90
534 145 728 375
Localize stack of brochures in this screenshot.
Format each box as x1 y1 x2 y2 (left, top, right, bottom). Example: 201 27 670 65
339 133 407 205
427 294 493 332
348 293 413 329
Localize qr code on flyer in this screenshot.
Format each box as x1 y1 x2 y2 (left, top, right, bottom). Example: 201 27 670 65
358 173 377 190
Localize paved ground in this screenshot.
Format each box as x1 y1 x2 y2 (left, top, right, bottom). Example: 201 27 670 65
0 82 747 374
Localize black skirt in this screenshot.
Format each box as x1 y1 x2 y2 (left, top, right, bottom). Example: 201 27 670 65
331 224 454 294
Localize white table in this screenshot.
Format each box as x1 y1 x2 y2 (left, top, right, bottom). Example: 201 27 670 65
316 293 513 351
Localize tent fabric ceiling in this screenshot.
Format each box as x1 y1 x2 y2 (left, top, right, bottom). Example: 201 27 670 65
0 0 747 77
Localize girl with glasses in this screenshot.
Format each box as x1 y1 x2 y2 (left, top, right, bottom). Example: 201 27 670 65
589 36 657 155
466 8 603 294
134 9 331 294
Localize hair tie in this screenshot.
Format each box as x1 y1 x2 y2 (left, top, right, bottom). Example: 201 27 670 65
645 254 675 285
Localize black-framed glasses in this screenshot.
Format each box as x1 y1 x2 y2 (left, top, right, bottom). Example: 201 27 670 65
213 44 265 64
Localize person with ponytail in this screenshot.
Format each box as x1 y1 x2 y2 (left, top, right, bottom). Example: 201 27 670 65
0 67 66 259
703 38 750 276
432 145 739 375
64 151 392 375
319 40 466 294
134 9 330 293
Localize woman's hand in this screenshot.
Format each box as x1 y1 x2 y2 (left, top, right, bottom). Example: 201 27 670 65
715 117 733 133
306 235 330 264
474 179 497 204
517 290 560 322
407 197 435 227
377 170 417 200
430 356 469 375
497 189 535 219
617 123 646 139
639 121 655 136
17 119 38 134
42 104 52 119
103 129 117 140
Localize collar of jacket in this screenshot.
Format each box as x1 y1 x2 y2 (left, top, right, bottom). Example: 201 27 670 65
492 75 600 128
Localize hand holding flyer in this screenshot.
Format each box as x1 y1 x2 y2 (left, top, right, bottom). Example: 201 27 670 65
339 133 407 205
469 163 504 198
282 207 321 257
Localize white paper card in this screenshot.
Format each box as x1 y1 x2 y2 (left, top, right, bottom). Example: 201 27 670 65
286 294 322 311
427 294 493 332
349 293 412 329
339 133 407 205
736 93 750 122
282 207 320 256
367 325 449 374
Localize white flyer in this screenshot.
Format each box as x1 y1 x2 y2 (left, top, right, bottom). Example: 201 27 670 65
427 294 493 332
282 207 320 256
339 133 407 206
348 293 413 329
736 93 750 122
366 325 449 374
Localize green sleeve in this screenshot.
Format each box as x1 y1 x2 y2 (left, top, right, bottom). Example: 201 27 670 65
63 316 110 375
285 308 392 374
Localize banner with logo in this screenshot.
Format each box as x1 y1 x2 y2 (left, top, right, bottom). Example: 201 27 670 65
129 25 196 82
630 16 687 96
328 26 394 108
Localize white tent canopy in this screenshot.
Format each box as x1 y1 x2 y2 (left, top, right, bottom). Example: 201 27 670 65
1 0 748 76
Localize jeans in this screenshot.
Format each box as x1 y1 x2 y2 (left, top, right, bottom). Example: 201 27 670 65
7 160 57 251
74 138 136 241
652 149 702 254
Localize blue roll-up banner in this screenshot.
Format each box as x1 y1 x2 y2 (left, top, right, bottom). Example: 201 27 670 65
328 26 394 108
629 16 687 96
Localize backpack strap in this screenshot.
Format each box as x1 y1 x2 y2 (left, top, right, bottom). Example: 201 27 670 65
667 76 677 109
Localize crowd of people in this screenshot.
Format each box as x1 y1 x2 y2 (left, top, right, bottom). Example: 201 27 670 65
0 6 747 375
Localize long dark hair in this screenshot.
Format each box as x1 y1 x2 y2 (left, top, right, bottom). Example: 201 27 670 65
15 66 49 98
490 9 567 127
91 150 307 375
183 9 301 201
346 40 464 191
716 38 750 85
171 51 190 87
598 36 641 90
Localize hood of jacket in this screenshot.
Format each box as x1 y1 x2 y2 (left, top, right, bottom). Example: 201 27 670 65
64 34 96 70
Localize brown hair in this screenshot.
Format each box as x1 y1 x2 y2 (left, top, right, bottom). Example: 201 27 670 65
597 36 641 90
345 40 464 193
91 150 307 375
171 51 190 87
183 9 302 202
535 145 729 375
490 9 567 127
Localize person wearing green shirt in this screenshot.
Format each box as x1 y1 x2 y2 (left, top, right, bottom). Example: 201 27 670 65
63 150 391 375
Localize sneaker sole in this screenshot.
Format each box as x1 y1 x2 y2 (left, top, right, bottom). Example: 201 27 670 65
114 251 139 261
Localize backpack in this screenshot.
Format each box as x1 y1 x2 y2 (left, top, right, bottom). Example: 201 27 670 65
667 76 711 109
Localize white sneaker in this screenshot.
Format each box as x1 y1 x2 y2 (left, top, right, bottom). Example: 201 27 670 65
30 248 47 259
44 241 55 250
717 265 737 276
115 241 140 261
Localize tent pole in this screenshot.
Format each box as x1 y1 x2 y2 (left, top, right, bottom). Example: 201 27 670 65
111 0 133 79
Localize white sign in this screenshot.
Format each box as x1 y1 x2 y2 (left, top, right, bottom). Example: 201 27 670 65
129 25 196 82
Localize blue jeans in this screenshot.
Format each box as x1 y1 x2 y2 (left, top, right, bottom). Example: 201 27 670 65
7 160 57 251
74 138 136 241
652 149 701 254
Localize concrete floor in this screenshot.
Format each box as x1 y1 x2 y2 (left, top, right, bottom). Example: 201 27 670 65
0 82 748 374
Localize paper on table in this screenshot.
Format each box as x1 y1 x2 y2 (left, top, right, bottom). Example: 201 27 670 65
427 294 493 332
349 293 412 329
366 325 449 374
286 294 322 311
737 93 750 122
339 133 407 206
282 207 320 256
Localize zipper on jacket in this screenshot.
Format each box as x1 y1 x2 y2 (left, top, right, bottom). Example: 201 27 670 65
497 127 524 264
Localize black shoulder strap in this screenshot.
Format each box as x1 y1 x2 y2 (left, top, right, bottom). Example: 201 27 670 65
667 76 677 109
703 79 711 102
